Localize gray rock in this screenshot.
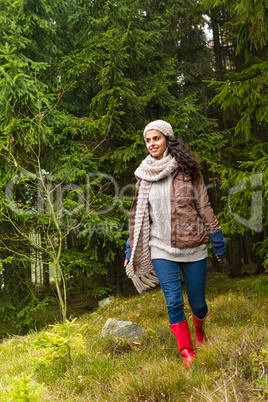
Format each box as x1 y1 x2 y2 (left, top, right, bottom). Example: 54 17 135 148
98 297 114 308
101 318 145 341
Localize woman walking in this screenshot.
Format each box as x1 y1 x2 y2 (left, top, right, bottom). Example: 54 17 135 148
124 120 225 365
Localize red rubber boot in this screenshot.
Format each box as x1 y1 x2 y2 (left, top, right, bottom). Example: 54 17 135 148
169 320 196 366
192 314 208 346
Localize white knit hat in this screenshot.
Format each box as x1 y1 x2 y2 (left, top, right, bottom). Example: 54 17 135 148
143 120 174 140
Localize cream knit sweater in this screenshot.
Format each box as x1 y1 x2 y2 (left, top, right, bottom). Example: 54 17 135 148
148 174 208 262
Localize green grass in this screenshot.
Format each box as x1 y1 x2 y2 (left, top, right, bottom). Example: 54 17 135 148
0 274 267 401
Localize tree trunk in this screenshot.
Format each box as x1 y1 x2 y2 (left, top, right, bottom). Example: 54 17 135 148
210 7 224 81
251 232 265 274
211 253 222 273
43 263 50 292
229 233 242 277
42 231 50 292
242 233 250 265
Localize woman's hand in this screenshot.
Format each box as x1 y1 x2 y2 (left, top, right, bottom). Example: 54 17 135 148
215 254 222 262
124 260 140 272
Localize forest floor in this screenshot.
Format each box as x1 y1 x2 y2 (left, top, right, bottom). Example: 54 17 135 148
0 272 267 401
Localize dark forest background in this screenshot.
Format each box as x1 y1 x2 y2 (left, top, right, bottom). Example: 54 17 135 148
0 0 267 334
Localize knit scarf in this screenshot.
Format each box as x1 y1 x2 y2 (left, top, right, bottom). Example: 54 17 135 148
125 154 178 294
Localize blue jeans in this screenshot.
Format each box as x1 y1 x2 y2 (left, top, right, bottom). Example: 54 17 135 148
152 258 208 324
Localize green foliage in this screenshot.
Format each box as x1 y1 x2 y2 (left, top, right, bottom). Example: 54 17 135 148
0 256 13 271
251 275 268 291
0 374 46 402
0 295 54 334
209 61 268 141
209 158 267 269
33 318 87 364
203 0 268 273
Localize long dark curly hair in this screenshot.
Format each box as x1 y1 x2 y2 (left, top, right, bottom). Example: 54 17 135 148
165 136 201 179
